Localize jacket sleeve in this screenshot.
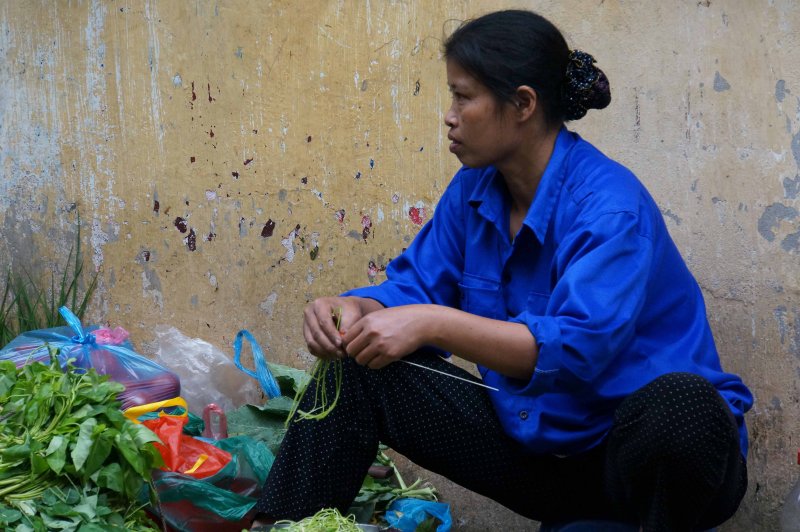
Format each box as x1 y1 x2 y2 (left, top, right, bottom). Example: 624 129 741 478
509 209 653 394
343 173 468 308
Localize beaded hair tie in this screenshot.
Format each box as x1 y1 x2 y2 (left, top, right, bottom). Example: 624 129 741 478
563 49 607 120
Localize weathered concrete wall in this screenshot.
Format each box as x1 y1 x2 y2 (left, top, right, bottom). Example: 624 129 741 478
0 1 797 529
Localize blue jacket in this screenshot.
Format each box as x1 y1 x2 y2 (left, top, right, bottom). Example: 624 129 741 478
346 127 753 456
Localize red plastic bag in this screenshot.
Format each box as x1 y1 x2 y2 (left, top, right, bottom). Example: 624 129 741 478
143 415 232 479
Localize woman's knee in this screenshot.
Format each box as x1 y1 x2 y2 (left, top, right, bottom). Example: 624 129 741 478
609 372 739 457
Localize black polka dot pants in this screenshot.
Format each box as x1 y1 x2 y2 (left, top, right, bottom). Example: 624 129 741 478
254 354 746 532
604 372 747 531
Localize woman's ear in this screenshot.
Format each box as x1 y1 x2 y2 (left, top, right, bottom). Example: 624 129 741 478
513 85 538 121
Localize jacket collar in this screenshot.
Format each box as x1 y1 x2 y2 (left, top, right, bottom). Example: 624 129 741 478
467 127 576 244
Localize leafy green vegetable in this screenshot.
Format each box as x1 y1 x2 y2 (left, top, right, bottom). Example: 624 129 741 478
226 400 291 455
350 447 438 525
0 349 162 530
267 362 310 397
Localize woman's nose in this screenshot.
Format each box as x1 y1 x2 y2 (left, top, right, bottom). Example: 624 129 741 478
444 106 457 127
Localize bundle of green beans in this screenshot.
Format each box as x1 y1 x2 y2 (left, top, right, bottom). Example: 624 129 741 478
0 347 163 530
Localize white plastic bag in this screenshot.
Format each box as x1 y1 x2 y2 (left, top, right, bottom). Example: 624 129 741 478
149 325 263 414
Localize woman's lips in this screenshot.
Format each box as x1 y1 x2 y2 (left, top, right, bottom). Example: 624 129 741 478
448 136 461 153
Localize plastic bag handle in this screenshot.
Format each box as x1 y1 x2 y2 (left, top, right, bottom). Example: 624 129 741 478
123 396 189 423
233 330 281 399
59 306 89 342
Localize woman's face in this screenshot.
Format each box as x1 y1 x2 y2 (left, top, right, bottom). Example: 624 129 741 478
445 59 519 169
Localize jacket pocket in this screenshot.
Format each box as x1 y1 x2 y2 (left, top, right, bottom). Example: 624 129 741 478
526 291 551 316
459 273 505 320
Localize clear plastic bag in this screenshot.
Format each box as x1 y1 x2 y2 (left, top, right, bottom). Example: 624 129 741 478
149 326 264 414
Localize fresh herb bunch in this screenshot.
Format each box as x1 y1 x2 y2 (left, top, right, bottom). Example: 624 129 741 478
0 348 163 531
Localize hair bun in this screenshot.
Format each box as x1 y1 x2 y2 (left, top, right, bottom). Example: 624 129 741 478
563 50 611 120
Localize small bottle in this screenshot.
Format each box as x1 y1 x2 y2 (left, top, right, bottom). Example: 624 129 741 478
201 403 228 440
781 449 800 532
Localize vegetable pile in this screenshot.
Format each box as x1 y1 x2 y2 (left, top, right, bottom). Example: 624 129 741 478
0 348 163 531
272 507 361 531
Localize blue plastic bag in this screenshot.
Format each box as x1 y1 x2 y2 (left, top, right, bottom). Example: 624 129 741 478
384 498 453 532
233 329 281 399
0 306 180 410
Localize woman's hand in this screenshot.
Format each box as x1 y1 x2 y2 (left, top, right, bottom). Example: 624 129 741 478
303 296 384 360
342 305 432 369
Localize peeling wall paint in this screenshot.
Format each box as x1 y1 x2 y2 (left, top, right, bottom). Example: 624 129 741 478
1 1 799 529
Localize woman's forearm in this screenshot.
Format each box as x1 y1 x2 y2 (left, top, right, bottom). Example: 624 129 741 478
416 304 538 380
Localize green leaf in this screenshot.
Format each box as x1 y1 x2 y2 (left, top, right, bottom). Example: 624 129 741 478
30 452 49 475
41 488 62 506
63 486 82 505
124 421 161 449
78 525 110 532
69 404 94 422
122 467 146 499
139 439 165 470
2 441 30 461
76 380 123 404
226 402 290 455
71 417 97 471
0 371 16 401
113 430 144 477
0 359 17 374
72 500 97 521
42 502 76 517
267 363 311 396
45 435 69 474
94 463 123 493
0 505 22 524
40 512 80 530
83 432 113 476
256 395 298 417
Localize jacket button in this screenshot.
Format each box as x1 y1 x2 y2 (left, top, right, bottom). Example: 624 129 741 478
519 410 528 420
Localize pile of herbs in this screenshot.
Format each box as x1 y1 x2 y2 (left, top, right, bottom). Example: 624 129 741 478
0 348 163 531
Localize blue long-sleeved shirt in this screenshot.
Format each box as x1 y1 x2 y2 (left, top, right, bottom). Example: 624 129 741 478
346 127 753 456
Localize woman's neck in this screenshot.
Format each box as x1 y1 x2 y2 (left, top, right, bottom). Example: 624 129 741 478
497 125 560 216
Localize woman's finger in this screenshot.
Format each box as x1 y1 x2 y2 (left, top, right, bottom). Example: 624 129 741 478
353 341 379 367
304 304 339 359
314 303 343 348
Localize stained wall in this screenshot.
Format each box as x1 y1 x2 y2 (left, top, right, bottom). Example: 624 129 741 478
1 1 798 529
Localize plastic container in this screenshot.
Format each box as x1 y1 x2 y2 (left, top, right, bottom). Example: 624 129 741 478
202 403 229 440
781 449 800 532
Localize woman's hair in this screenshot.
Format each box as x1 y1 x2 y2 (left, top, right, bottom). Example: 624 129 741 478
443 10 611 125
